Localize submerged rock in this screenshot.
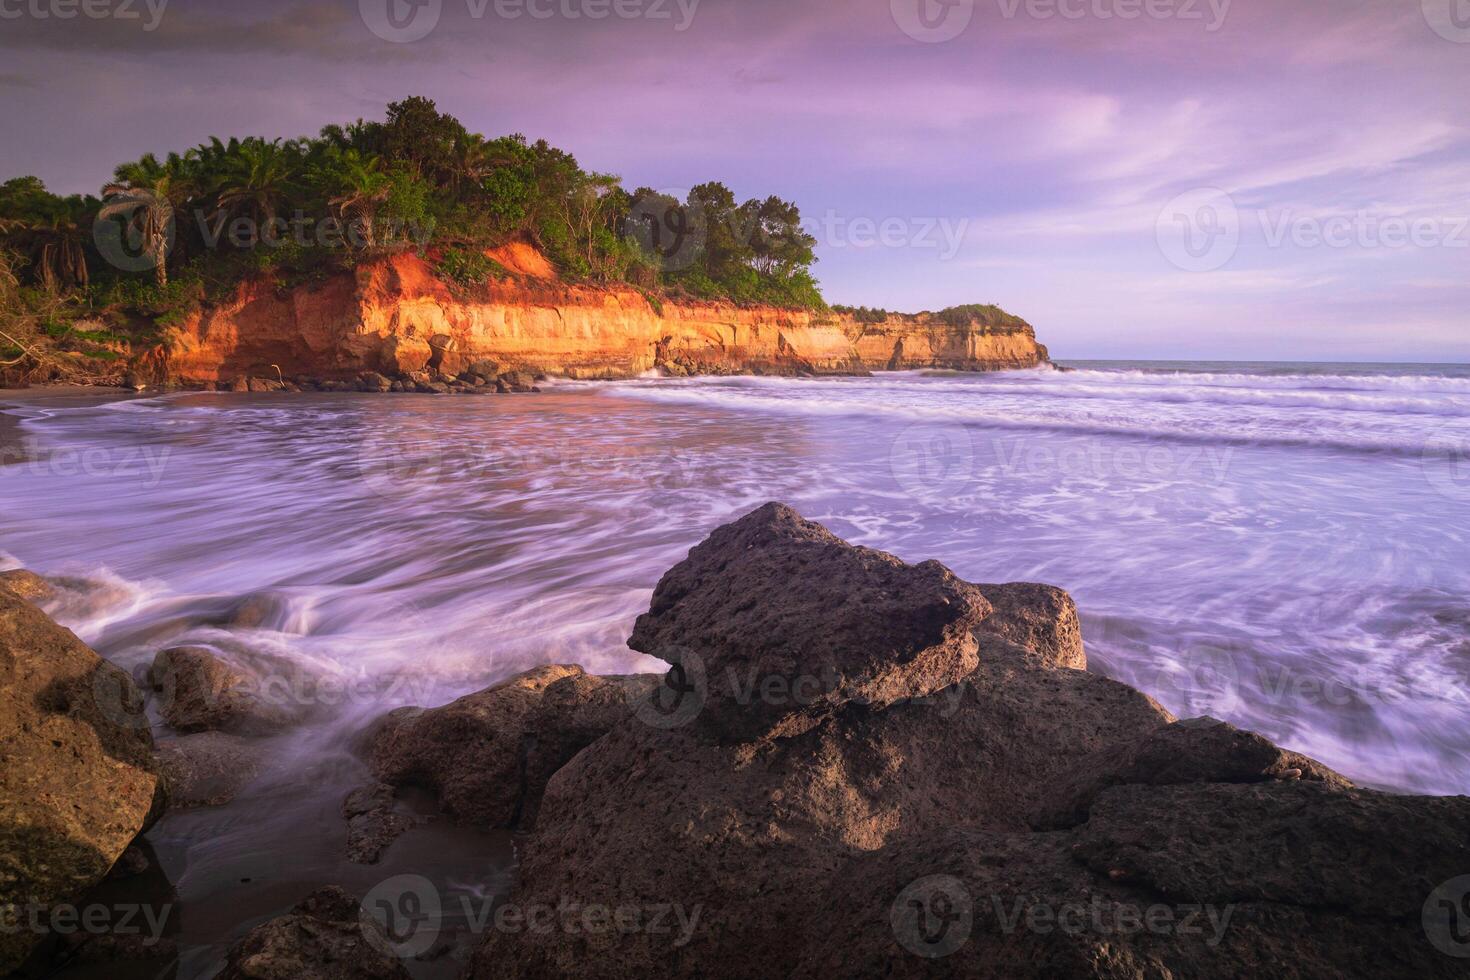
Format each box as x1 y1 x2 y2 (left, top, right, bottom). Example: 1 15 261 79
342 782 417 865
148 645 305 735
154 731 266 809
0 594 163 974
365 665 658 831
214 886 410 980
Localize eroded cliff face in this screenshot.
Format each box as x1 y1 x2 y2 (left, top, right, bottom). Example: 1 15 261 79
157 248 1050 385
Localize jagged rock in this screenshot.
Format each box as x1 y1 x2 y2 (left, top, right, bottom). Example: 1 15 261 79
0 594 163 974
215 886 411 980
365 665 656 830
1074 781 1470 920
1032 717 1352 829
0 569 53 604
470 503 1452 980
627 502 993 740
469 643 1172 979
342 782 416 865
154 731 265 808
148 646 304 735
974 581 1085 670
221 591 291 630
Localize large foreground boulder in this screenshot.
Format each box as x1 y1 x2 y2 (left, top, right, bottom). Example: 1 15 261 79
629 502 994 740
364 665 658 833
796 782 1470 978
469 503 1468 979
0 594 163 973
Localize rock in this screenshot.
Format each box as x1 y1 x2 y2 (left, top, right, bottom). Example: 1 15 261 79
793 817 1462 980
359 371 393 393
497 370 536 393
343 782 416 865
221 591 291 630
215 886 411 980
1032 717 1353 829
0 594 163 974
230 376 250 392
974 581 1085 670
247 378 283 393
379 335 433 376
148 646 303 735
154 731 265 808
627 502 993 740
466 359 502 380
0 569 54 604
1074 781 1470 920
468 504 1470 978
470 643 1171 979
366 665 655 830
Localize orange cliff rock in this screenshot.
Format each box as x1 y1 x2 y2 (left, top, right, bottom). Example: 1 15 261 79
153 250 1052 385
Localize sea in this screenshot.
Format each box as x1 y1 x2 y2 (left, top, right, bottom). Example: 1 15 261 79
2 359 1468 974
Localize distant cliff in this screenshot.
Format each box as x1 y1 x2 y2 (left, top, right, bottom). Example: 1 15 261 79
141 245 1051 386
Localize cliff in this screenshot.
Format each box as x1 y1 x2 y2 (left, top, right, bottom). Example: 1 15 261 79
150 246 1050 386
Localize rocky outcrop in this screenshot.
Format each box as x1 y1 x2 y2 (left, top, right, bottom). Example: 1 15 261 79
214 886 410 980
145 250 1050 386
469 504 1469 980
0 594 164 974
363 665 657 836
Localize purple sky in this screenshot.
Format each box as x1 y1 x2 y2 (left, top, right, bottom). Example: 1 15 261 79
2 0 1467 361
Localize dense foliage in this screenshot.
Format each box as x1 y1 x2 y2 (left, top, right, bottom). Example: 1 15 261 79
0 97 825 320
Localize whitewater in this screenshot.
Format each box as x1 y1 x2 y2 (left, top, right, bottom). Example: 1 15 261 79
1 361 1468 971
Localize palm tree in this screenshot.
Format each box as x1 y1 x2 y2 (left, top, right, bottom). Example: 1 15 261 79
1 202 93 292
211 138 300 231
314 149 391 248
100 153 196 286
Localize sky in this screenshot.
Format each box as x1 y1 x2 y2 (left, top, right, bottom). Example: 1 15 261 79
1 0 1467 361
